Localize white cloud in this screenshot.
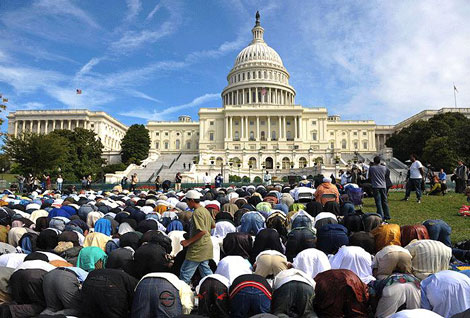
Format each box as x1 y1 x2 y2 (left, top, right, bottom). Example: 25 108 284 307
122 93 220 120
77 57 103 76
186 33 247 62
293 1 470 123
125 0 142 22
127 90 162 103
146 3 162 21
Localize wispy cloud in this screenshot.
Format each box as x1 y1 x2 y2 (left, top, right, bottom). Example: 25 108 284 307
146 2 162 21
124 0 142 22
76 57 103 76
122 93 219 120
186 33 247 63
127 90 162 103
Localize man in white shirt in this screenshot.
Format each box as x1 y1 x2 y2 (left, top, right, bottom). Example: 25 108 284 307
264 171 272 186
203 172 211 189
402 154 424 203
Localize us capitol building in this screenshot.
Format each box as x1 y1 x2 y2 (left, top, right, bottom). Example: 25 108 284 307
7 12 470 181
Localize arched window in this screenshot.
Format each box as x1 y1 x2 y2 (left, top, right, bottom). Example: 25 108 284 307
186 141 191 149
342 139 347 149
282 157 291 169
175 140 180 149
363 141 368 149
260 131 266 140
286 131 292 140
299 157 307 168
155 142 159 149
249 131 254 140
248 157 257 168
164 141 169 150
272 131 277 140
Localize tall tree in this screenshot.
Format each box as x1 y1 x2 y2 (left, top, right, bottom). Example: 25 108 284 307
120 124 150 164
50 128 105 181
3 132 69 176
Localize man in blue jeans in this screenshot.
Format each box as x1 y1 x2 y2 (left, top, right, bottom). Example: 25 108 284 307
179 190 215 284
369 156 391 220
403 154 424 203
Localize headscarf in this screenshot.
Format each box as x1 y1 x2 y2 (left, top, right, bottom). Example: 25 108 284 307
329 246 375 284
77 246 107 272
222 232 253 259
94 218 112 236
83 232 111 251
119 232 142 251
293 248 331 279
222 203 238 217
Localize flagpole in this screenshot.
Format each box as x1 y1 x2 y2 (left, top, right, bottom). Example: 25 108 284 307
454 82 457 108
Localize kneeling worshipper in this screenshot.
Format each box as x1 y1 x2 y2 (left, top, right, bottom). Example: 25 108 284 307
404 239 452 280
285 227 316 262
215 255 253 284
423 219 452 247
314 269 369 317
373 245 412 280
196 274 230 318
81 268 138 318
315 223 349 255
77 246 107 272
41 266 88 316
374 273 421 318
421 270 470 318
313 212 338 231
222 232 253 259
292 248 331 279
3 259 55 317
271 269 316 318
389 309 444 318
371 223 401 251
400 224 429 247
253 250 288 278
131 272 193 317
239 211 265 235
250 228 285 264
229 274 272 318
329 245 375 284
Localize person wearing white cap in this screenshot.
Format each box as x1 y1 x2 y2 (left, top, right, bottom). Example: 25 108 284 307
179 190 215 284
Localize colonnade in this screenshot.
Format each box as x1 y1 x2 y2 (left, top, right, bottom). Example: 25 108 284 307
13 119 89 137
223 87 295 106
224 115 302 141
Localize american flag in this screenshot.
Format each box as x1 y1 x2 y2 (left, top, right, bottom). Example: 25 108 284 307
76 89 82 94
261 88 267 96
2 98 8 103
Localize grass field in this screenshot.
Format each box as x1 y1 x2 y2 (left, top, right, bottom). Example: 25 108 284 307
361 191 470 243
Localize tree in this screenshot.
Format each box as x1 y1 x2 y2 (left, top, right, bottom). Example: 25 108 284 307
3 132 69 176
50 128 105 181
386 112 470 172
120 124 150 165
0 153 11 172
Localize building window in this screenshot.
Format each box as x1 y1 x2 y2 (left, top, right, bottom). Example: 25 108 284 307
249 131 254 140
353 132 358 136
235 121 239 126
156 132 159 136
287 131 292 140
176 133 180 136
238 74 240 81
354 142 358 149
363 131 367 136
165 132 168 136
247 72 250 79
363 141 368 149
252 91 256 102
234 145 239 150
330 142 334 148
250 121 254 125
342 140 347 149
176 140 180 149
187 132 191 136
261 131 266 140
260 120 265 125
287 121 291 126
312 132 317 140
164 142 169 149
186 142 191 149
197 132 199 136
209 132 214 141
342 132 346 136
311 120 316 125
272 131 277 140
155 142 159 149
234 131 239 141
330 132 334 136
258 71 261 78
242 73 245 80
210 121 214 126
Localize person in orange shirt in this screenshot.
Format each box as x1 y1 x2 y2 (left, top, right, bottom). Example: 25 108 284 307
314 178 340 206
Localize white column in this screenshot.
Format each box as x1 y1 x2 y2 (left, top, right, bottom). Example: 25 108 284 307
242 89 245 104
241 116 244 139
22 121 25 135
255 88 258 103
294 116 298 139
267 117 271 140
60 120 64 129
68 120 71 130
283 116 287 139
229 116 233 139
248 88 251 103
278 116 282 140
52 120 56 131
29 121 33 132
225 116 228 139
246 116 249 140
37 121 40 134
256 116 260 140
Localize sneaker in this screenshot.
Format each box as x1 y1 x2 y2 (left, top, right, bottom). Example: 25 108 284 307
401 198 409 201
417 199 421 203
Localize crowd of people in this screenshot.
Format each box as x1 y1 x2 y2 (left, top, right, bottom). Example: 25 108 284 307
0 171 469 318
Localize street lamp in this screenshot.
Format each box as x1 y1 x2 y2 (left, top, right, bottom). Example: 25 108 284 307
249 164 252 183
237 163 241 182
276 163 280 180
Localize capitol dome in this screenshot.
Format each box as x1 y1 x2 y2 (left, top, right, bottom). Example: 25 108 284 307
222 11 296 107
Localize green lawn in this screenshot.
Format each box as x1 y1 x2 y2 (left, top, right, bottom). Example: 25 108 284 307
362 191 470 243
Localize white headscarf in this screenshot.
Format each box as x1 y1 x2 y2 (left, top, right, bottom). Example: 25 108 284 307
214 255 252 284
329 246 375 284
293 248 331 279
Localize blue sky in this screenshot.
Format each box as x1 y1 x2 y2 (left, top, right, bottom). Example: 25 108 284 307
1 0 469 129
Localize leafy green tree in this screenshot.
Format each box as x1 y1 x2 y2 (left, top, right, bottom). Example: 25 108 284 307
422 136 458 172
50 128 105 181
0 153 11 172
253 176 262 183
3 132 69 176
120 124 150 164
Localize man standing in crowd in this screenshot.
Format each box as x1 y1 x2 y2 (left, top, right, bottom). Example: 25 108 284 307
402 154 424 203
454 160 468 193
56 175 63 192
369 156 391 221
16 175 25 194
175 172 182 191
264 170 272 186
130 173 138 192
180 190 215 284
203 172 211 189
215 173 223 188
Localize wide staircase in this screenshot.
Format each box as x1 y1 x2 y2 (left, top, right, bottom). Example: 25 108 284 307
126 153 195 183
